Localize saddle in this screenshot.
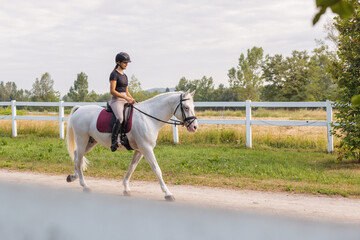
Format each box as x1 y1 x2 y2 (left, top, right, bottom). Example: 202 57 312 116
96 103 134 150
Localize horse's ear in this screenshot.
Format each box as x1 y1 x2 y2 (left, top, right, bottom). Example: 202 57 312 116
185 89 190 95
190 90 196 97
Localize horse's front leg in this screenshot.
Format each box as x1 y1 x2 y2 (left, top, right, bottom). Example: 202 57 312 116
141 146 175 201
123 150 143 196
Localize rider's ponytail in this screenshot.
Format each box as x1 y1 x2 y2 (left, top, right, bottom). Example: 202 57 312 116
114 64 118 70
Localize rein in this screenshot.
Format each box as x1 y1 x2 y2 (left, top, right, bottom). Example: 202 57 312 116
132 93 197 127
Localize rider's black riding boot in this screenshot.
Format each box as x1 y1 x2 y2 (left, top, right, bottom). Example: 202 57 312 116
110 119 122 152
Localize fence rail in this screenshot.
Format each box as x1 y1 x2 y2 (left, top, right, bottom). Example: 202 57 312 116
0 100 334 152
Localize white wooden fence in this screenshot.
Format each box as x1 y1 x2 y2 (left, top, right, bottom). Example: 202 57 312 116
0 100 334 152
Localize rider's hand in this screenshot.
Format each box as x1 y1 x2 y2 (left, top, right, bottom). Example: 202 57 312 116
129 98 136 104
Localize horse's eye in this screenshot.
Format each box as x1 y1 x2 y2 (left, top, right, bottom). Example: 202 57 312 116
185 107 189 111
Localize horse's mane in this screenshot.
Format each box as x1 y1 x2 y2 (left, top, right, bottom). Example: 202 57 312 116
137 91 183 105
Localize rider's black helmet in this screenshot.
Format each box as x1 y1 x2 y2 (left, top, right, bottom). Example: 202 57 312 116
115 52 131 63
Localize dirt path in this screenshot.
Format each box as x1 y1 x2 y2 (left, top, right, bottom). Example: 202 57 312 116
0 169 359 225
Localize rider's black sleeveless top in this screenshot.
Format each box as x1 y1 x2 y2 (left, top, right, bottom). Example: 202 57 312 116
109 70 128 93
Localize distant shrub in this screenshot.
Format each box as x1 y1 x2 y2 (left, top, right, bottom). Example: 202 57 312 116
0 107 25 116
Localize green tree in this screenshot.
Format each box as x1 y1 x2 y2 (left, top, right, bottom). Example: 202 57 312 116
228 46 264 101
282 51 311 101
212 84 238 101
313 0 359 105
196 76 215 101
0 81 18 101
87 90 98 102
31 73 59 102
175 77 198 92
15 89 32 101
128 75 147 102
261 47 338 102
65 72 93 102
330 4 360 161
261 51 311 101
175 76 214 101
307 45 339 101
261 54 287 101
175 77 187 91
96 92 112 102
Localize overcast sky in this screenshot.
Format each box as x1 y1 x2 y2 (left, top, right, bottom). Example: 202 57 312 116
0 0 334 96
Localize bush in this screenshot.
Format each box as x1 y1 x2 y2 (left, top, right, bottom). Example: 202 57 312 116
0 107 25 116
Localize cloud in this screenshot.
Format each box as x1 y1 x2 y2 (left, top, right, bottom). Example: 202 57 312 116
0 0 334 95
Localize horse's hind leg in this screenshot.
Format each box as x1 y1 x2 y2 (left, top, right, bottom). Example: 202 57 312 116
67 138 97 183
123 150 143 196
66 149 79 182
73 135 91 191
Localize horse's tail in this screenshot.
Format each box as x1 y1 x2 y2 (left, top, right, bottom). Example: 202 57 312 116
66 105 89 170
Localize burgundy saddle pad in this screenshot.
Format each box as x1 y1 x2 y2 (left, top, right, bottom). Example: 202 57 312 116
96 107 134 133
96 109 113 133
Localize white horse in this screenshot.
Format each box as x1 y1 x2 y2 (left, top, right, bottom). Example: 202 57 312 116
66 90 198 201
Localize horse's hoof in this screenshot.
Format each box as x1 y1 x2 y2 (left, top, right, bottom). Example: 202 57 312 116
123 191 131 196
165 195 175 201
66 175 76 182
83 187 91 193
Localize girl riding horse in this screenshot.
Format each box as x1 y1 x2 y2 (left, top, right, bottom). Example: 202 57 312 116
109 52 136 152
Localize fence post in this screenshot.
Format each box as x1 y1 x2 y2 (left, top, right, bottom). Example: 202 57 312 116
246 100 252 148
59 101 65 139
11 100 17 137
172 118 179 143
326 100 333 153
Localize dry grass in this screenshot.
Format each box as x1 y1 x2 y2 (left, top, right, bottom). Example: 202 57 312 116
157 123 336 151
0 109 338 151
196 108 330 121
0 119 60 137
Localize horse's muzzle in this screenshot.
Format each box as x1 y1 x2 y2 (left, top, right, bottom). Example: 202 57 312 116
187 119 198 133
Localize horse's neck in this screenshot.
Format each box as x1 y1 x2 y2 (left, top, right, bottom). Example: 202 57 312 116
137 93 180 128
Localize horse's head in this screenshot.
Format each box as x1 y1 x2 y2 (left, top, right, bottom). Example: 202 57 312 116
174 90 198 133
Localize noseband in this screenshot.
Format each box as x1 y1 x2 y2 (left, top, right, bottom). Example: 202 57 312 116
132 93 197 127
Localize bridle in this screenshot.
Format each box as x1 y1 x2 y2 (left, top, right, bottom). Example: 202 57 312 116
132 93 197 127
173 93 197 127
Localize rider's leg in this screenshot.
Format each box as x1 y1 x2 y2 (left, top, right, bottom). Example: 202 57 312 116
111 118 121 152
109 97 126 151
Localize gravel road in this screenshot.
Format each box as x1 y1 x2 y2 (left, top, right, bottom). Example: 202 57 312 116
0 169 359 225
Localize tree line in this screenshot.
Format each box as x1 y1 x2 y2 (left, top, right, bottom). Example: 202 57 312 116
176 45 339 102
0 44 341 104
0 72 161 103
0 45 340 104
0 44 348 106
